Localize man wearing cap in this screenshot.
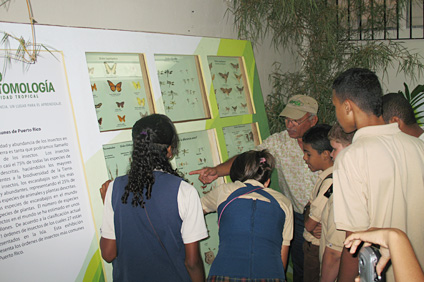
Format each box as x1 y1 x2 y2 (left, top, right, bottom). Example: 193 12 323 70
190 95 319 282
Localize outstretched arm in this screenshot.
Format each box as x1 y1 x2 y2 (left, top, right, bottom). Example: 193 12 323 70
189 155 237 184
184 241 205 282
344 228 424 282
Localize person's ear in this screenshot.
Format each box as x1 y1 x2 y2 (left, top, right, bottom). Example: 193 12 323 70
323 150 332 161
310 114 318 126
344 99 353 114
166 146 173 159
264 178 271 188
390 116 400 124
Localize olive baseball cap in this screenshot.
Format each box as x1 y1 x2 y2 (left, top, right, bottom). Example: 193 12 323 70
279 95 318 119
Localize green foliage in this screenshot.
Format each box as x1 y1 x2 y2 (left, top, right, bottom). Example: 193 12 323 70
399 83 424 125
230 0 424 133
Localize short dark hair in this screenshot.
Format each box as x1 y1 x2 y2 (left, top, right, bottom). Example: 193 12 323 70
382 92 417 125
230 150 275 184
328 122 355 146
332 68 383 116
302 124 332 154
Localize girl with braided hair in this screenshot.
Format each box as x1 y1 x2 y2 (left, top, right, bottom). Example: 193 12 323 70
100 114 207 282
201 149 293 281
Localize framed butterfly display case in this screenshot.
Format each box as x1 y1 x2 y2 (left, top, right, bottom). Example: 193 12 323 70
102 141 133 180
86 53 154 132
222 123 261 158
207 56 254 118
154 54 211 122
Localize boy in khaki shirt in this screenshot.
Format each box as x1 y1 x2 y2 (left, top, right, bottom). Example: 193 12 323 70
302 124 333 282
318 123 354 282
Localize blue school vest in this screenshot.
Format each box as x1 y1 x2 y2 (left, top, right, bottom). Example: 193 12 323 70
209 183 286 280
111 171 191 282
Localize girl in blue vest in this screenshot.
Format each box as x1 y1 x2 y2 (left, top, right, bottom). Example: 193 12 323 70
201 150 293 281
100 114 208 282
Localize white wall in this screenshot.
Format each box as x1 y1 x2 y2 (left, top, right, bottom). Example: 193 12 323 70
0 0 421 100
0 0 297 101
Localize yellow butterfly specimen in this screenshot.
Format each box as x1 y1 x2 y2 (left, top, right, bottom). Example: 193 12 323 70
107 80 122 92
235 73 242 83
219 72 229 83
91 83 97 91
116 101 125 108
104 62 117 75
220 88 232 96
137 97 146 107
230 63 239 70
236 86 244 94
132 81 141 89
95 103 102 108
117 115 126 122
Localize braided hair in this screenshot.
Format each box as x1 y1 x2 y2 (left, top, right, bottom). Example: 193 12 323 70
122 114 181 207
229 149 275 185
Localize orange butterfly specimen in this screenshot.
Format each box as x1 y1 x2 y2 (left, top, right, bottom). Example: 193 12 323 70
230 63 239 70
236 86 244 94
91 83 97 91
95 103 102 109
117 115 126 122
219 72 229 83
235 73 242 83
116 101 125 108
98 118 103 125
104 62 117 74
220 88 232 96
107 80 122 92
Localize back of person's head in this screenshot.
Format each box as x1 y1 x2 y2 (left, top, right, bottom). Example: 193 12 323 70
382 92 417 125
332 68 383 117
302 124 333 154
124 114 181 207
230 150 275 185
328 122 355 146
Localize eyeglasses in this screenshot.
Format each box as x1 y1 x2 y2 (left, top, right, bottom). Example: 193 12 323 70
284 115 311 126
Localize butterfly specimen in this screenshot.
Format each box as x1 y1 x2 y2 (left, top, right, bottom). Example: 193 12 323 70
235 73 242 83
107 80 122 92
230 63 239 70
104 62 117 74
232 106 238 111
249 131 254 141
88 67 94 74
212 74 215 81
137 97 145 106
219 72 229 83
139 111 148 118
209 62 212 70
225 107 230 112
236 86 244 94
95 103 102 109
132 81 141 89
241 103 247 108
91 83 97 91
116 101 125 108
98 118 103 125
167 80 174 86
181 149 189 156
220 88 232 96
117 115 126 122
